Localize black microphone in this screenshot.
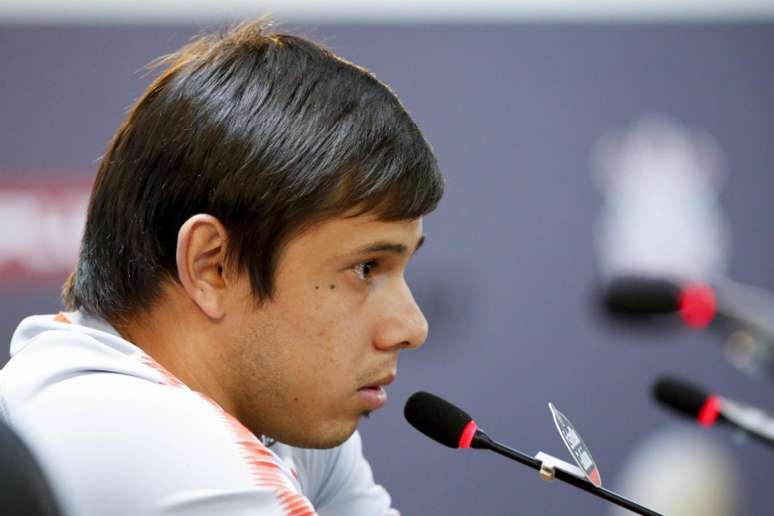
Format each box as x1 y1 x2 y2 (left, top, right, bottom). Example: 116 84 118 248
402 391 480 448
603 275 774 335
653 376 774 450
602 276 716 328
404 391 662 516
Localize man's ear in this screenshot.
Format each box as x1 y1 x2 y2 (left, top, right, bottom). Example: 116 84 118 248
176 214 230 320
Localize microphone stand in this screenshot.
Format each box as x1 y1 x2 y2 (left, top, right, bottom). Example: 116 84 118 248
472 432 663 516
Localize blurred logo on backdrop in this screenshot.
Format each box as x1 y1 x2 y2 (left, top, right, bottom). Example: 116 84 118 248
0 176 90 282
592 115 728 283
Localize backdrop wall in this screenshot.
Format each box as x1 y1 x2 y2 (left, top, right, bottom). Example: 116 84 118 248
1 23 773 515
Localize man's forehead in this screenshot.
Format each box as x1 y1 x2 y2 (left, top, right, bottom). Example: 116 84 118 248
295 214 424 254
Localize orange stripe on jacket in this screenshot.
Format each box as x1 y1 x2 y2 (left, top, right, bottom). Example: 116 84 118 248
53 313 71 324
140 354 317 516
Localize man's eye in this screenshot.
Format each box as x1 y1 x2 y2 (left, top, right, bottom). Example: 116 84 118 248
353 261 377 281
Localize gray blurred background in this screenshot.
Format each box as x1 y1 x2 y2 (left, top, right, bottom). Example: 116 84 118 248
2 2 774 514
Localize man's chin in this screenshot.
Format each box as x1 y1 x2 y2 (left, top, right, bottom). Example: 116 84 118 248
278 420 360 449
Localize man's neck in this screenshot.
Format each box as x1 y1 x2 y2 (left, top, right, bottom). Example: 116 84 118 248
114 290 239 417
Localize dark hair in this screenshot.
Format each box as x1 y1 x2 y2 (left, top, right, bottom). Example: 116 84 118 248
62 20 443 324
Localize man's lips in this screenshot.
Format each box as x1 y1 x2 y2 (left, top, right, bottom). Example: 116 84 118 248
358 372 396 391
357 372 396 410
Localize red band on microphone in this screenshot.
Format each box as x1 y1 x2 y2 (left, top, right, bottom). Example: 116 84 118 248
698 395 721 427
458 420 478 449
679 283 717 328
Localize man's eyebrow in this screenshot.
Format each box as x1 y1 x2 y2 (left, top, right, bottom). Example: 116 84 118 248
352 235 426 256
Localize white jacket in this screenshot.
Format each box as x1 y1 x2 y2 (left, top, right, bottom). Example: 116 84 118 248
1 312 398 516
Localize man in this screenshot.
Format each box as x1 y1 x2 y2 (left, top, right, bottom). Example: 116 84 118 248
1 20 443 515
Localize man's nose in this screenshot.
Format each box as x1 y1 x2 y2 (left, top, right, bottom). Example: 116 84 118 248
373 281 429 351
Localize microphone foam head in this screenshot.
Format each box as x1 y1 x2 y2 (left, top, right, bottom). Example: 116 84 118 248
653 376 709 418
404 391 474 448
604 276 681 315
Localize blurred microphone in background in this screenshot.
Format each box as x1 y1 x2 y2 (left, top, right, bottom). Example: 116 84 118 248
593 116 774 380
654 375 774 449
601 273 774 379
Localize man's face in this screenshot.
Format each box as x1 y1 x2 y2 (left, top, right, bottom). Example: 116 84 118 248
223 213 428 448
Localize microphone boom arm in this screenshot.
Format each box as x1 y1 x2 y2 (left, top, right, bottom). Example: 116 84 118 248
473 432 664 516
